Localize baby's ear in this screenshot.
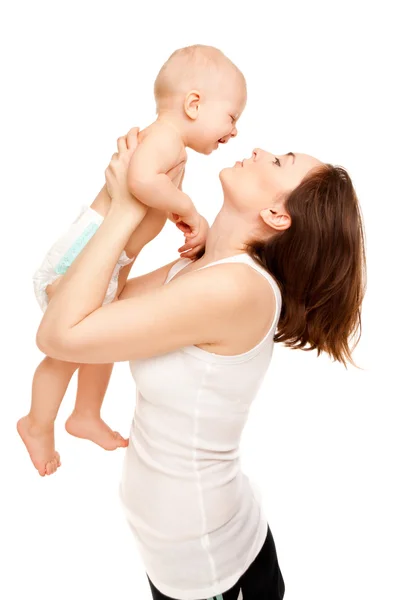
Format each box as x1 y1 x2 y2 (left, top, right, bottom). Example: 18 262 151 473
184 90 200 120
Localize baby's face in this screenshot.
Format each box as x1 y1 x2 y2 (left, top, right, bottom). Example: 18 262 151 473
190 77 247 155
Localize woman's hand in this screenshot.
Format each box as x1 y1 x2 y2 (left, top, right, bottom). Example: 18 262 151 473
105 127 147 215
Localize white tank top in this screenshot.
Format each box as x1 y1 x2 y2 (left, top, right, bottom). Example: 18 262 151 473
120 253 282 600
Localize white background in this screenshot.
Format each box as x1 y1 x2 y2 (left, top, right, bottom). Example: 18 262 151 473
1 1 399 599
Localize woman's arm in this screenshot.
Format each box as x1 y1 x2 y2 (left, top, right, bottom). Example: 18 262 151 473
117 258 180 299
36 131 146 344
44 133 192 307
37 262 249 364
45 199 170 302
37 200 145 349
90 184 168 260
36 130 252 364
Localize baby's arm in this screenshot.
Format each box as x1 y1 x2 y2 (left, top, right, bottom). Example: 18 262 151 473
178 167 185 191
127 129 197 224
166 166 185 223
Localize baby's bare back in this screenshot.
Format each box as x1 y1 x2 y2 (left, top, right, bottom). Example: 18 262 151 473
137 122 186 183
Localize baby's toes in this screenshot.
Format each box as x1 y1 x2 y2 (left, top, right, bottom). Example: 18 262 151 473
114 432 129 448
45 461 55 476
45 457 58 476
37 463 47 477
51 457 59 473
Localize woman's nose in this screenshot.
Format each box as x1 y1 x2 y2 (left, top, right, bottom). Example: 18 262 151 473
253 149 272 161
231 127 238 138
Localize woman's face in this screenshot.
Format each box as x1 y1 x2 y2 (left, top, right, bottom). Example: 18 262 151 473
220 149 322 212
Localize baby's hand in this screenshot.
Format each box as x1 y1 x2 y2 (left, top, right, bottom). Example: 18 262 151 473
172 210 201 239
177 215 209 259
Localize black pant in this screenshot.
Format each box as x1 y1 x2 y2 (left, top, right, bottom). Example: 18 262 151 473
147 525 285 600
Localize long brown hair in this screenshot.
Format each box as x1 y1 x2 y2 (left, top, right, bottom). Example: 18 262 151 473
246 164 366 366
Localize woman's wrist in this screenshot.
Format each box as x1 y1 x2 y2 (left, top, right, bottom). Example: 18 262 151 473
107 196 148 227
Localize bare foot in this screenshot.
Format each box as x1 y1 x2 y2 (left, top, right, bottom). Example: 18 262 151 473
17 415 61 476
65 412 128 450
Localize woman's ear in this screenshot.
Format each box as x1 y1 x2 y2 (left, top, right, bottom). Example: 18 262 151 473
184 91 201 120
260 208 291 231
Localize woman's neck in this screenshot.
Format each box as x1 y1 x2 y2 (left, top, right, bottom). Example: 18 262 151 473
199 203 261 264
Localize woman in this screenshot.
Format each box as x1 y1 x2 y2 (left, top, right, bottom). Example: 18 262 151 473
37 128 366 600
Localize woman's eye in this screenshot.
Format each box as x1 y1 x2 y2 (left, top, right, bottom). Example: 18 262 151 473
273 157 281 166
231 116 235 123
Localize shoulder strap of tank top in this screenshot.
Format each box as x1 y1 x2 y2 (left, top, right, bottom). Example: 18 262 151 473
197 253 281 300
164 258 192 285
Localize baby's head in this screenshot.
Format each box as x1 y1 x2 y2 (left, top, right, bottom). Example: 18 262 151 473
154 45 247 155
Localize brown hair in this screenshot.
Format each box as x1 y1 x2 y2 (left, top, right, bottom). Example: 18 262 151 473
245 164 366 367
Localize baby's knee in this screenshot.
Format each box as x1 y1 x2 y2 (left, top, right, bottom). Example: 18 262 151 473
43 355 80 373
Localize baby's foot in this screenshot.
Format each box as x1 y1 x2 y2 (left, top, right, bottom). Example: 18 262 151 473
17 415 61 477
65 412 128 451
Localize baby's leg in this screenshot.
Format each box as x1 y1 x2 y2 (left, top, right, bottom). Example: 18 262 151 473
44 275 127 451
63 250 135 451
64 212 167 451
61 206 161 450
63 207 169 452
65 363 128 450
17 356 79 476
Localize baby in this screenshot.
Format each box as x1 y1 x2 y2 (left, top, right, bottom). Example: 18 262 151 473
17 44 247 476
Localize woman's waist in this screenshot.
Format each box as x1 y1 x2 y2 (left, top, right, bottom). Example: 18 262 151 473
120 477 252 543
132 401 246 456
131 426 241 472
120 444 248 539
125 436 242 484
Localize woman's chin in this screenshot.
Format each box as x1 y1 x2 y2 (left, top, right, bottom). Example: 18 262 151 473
219 167 241 199
219 166 233 182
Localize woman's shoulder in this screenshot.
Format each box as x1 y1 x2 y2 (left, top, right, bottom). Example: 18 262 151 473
170 257 277 317
167 258 279 356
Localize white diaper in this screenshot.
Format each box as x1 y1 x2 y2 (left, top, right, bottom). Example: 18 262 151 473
33 205 135 312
